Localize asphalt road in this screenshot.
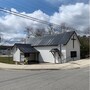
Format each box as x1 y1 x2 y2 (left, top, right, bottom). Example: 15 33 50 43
0 67 89 90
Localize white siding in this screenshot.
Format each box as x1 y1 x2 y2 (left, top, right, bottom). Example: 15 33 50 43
35 46 66 63
61 45 66 63
66 33 80 62
13 48 21 62
35 46 57 63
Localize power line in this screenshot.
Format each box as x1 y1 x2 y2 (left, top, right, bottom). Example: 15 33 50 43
0 7 60 27
0 7 49 24
0 7 61 44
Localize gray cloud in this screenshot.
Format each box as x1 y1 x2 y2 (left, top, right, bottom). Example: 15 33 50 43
50 3 89 30
0 3 89 45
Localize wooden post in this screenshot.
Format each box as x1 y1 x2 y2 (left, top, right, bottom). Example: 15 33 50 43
59 44 62 63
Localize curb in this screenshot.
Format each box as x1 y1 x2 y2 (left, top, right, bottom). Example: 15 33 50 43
0 67 61 70
0 59 89 70
0 66 84 70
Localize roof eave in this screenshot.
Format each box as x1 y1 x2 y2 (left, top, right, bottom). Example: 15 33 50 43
32 44 59 47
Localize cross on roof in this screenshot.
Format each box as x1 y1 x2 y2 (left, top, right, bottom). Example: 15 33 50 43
71 35 76 48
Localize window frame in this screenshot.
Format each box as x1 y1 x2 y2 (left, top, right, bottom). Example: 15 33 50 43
70 51 77 58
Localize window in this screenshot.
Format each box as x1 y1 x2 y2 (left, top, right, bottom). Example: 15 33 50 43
71 51 77 58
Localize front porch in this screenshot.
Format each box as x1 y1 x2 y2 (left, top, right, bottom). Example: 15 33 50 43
23 53 39 64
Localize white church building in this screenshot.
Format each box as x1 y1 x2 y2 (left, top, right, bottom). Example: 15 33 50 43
13 31 80 64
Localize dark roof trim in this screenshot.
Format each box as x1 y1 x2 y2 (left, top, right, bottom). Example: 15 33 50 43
32 44 58 47
64 31 75 45
75 32 81 45
64 31 80 45
50 48 60 52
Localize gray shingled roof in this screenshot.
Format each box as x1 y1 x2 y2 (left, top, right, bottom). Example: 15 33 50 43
14 43 39 53
28 31 75 46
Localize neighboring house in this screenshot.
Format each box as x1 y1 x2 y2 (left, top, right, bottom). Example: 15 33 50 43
0 46 12 56
13 31 80 64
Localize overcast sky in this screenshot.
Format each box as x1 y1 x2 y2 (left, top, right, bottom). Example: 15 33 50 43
0 0 89 45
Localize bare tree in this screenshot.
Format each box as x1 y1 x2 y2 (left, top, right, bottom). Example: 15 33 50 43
59 22 79 33
35 28 46 37
0 33 3 44
60 23 67 33
25 26 47 37
25 27 34 38
0 36 1 43
20 38 26 44
83 27 90 35
47 24 55 35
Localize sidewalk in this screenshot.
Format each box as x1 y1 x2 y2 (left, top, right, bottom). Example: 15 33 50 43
0 59 89 70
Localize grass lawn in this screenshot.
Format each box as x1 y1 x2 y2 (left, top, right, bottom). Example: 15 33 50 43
0 57 15 64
